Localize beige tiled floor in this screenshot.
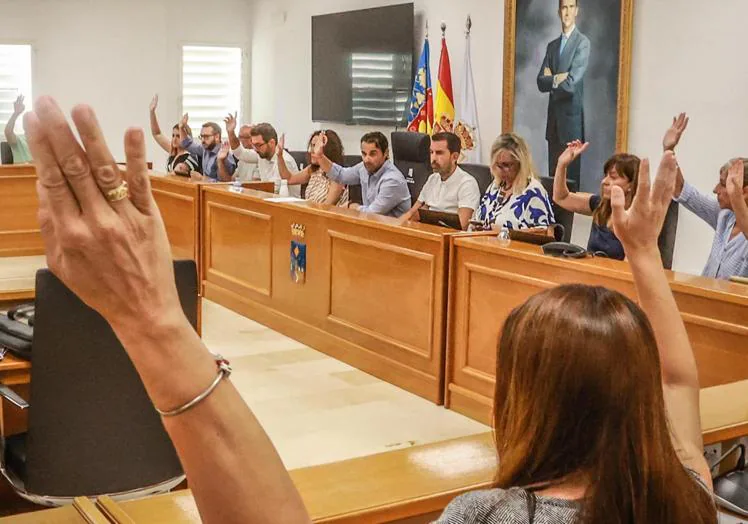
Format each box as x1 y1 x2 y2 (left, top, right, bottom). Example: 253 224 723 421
0 256 46 292
201 300 489 470
0 256 489 470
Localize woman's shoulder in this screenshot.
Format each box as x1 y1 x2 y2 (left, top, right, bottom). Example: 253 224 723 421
435 488 579 524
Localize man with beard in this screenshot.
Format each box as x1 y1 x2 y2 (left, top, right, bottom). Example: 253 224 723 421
399 132 480 230
313 131 410 218
179 114 236 181
227 120 301 197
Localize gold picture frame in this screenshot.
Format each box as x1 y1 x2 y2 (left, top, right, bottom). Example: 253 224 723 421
501 0 634 153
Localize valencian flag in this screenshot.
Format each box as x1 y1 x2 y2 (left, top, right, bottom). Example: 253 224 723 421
406 37 434 134
433 26 455 134
455 16 481 162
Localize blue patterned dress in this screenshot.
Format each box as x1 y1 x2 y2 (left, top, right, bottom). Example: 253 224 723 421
473 178 555 230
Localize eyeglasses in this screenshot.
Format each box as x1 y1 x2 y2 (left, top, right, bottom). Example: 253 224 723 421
199 134 216 140
251 142 268 150
493 161 518 172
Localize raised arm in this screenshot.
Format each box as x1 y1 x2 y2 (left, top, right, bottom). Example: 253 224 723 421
224 112 241 151
24 97 312 524
727 159 748 241
275 135 310 185
148 94 171 153
4 95 25 145
313 135 361 186
611 152 710 487
552 140 595 215
216 141 233 182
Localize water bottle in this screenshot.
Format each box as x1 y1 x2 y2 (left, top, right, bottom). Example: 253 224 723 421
229 176 243 193
279 179 290 197
497 226 511 247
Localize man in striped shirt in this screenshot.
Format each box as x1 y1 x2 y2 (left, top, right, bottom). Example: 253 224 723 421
665 114 748 279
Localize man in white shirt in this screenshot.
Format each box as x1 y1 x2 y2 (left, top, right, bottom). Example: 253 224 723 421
225 116 301 197
400 132 481 230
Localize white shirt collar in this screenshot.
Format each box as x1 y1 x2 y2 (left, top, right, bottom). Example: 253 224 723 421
562 25 576 39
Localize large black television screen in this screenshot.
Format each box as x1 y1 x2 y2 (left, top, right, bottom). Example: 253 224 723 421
312 3 414 126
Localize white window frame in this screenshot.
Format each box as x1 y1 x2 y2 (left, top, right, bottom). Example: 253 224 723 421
180 44 245 137
0 43 33 135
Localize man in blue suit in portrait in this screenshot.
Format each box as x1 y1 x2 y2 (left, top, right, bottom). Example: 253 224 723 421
537 0 590 186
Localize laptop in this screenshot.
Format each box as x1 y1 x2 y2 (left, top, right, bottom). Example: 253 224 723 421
418 209 463 230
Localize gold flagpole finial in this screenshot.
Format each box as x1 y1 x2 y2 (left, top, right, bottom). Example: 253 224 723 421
441 22 447 37
466 15 472 35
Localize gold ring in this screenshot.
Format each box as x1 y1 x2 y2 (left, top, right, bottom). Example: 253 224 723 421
105 181 129 203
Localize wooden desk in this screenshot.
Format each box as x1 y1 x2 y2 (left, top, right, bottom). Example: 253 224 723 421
201 186 453 403
446 236 748 426
0 165 42 258
72 432 497 524
150 174 273 281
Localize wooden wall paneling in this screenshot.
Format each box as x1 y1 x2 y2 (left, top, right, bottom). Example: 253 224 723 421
0 166 43 257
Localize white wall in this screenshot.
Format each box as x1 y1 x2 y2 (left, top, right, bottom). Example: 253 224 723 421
1 0 252 166
250 0 502 163
251 0 748 275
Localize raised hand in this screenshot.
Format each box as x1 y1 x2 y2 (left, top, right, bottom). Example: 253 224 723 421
149 94 159 113
24 96 181 331
217 141 230 161
662 112 689 151
726 159 745 205
13 94 25 115
557 140 589 168
180 113 189 129
277 133 285 157
224 112 237 135
611 152 678 255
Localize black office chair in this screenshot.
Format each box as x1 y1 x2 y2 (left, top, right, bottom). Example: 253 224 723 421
540 176 576 242
288 150 307 170
461 163 493 196
338 155 363 205
0 261 198 506
390 132 431 205
657 201 679 270
1 142 13 164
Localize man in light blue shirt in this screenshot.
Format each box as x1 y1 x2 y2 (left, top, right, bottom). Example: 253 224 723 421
313 132 411 218
179 114 236 181
666 113 748 279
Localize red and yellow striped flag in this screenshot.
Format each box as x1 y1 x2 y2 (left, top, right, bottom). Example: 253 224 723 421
433 34 455 134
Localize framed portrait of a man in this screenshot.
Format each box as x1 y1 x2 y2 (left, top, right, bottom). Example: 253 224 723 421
502 0 634 192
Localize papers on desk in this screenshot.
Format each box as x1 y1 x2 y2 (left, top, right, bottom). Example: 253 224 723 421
265 197 306 203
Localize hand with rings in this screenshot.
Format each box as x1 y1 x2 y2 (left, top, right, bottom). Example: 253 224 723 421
24 97 184 336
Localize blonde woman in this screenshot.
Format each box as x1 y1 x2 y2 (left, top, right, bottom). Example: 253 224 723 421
473 133 555 230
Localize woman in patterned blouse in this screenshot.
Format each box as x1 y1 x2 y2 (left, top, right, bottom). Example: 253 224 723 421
277 129 349 206
473 133 555 230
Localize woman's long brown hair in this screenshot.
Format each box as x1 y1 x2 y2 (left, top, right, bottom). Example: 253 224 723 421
592 153 640 227
493 285 716 524
307 129 344 169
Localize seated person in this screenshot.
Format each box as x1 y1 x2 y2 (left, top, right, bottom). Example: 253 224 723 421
148 94 200 176
667 113 748 279
553 141 639 260
179 114 236 181
313 132 411 218
400 132 481 230
276 130 349 206
473 133 555 230
223 112 257 181
28 95 715 524
226 119 301 197
3 95 32 164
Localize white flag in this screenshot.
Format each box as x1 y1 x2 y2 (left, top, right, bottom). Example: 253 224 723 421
455 19 481 164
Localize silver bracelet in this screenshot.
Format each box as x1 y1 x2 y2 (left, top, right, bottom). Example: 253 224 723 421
156 355 232 417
